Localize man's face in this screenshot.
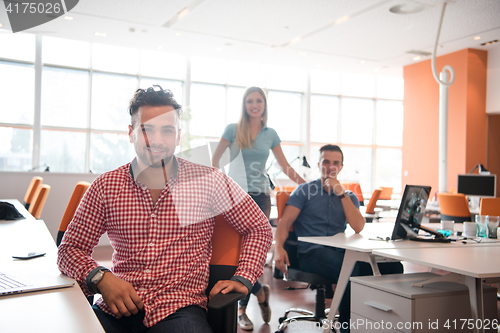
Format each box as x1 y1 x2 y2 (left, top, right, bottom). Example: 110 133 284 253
318 150 343 179
128 105 181 168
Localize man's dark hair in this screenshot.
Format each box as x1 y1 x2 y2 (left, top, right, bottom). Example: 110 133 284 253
128 85 182 126
319 144 344 163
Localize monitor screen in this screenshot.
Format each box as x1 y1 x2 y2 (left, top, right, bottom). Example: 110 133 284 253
391 185 431 240
457 174 496 197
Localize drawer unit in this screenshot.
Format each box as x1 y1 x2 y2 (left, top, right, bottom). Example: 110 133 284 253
351 273 497 333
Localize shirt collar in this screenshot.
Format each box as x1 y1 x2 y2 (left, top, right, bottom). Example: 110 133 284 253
129 156 179 188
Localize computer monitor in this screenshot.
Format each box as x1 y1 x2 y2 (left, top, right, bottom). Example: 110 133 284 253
457 174 496 198
391 185 450 242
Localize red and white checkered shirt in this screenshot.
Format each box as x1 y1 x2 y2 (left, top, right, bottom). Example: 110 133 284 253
57 157 272 327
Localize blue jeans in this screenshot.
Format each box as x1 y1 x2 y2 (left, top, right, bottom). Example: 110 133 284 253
297 247 362 332
92 305 213 333
239 193 271 308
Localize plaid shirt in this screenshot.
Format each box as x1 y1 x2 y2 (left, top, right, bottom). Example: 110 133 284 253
57 157 272 327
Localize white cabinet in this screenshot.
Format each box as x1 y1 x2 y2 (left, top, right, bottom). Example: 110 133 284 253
351 273 497 333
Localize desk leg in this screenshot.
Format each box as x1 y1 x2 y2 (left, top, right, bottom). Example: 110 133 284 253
323 251 375 333
464 276 484 333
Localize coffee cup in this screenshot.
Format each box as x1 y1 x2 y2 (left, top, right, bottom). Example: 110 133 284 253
463 222 477 237
440 220 455 234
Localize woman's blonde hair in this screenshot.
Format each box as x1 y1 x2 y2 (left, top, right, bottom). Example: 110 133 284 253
235 87 268 149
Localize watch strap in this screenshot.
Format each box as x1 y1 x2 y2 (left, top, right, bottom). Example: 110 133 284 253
338 192 348 199
86 266 110 294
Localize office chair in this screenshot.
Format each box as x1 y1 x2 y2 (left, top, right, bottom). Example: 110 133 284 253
341 182 364 206
28 184 50 219
437 193 471 223
378 187 393 200
273 191 336 333
479 198 500 216
364 189 382 222
56 181 91 246
206 214 246 333
23 176 43 210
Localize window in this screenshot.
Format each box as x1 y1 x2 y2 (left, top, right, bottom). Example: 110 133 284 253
189 83 226 138
310 95 339 143
375 148 402 191
0 34 404 194
40 130 86 173
376 100 403 147
140 50 185 80
0 33 35 62
92 43 139 75
0 61 35 124
341 73 375 98
0 127 32 171
91 73 138 131
340 98 374 145
41 66 89 128
267 90 302 142
90 133 135 174
191 56 227 84
139 78 183 105
42 36 90 68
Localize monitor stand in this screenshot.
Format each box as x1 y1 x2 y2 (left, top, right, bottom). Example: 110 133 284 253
407 222 451 243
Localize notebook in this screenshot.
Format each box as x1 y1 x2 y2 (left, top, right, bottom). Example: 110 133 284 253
0 270 74 296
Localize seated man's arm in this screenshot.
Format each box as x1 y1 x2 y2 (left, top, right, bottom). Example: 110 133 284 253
340 193 365 233
57 176 143 318
209 170 273 295
325 177 365 233
274 205 301 273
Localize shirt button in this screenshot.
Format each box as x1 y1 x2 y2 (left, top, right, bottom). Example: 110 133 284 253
145 269 151 274
149 242 154 247
151 213 156 218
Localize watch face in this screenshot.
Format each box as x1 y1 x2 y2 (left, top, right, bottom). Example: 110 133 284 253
92 270 104 284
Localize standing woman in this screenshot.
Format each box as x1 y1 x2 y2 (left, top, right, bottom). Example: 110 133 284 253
212 86 306 330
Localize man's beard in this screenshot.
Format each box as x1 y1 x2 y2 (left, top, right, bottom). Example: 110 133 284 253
137 146 173 168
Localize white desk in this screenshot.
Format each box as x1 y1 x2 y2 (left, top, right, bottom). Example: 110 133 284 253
0 199 104 333
373 247 500 333
298 222 499 333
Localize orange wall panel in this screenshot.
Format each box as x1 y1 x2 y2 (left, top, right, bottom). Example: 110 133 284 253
403 48 488 196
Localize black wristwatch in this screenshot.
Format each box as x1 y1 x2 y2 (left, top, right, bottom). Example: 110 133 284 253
87 266 110 294
338 191 348 199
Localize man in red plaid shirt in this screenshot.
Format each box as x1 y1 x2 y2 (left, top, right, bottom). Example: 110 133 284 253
57 86 273 333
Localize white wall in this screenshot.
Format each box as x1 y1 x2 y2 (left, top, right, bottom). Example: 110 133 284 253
487 47 500 114
0 171 111 246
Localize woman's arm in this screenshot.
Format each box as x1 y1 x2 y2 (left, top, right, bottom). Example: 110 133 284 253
272 144 306 185
211 138 231 168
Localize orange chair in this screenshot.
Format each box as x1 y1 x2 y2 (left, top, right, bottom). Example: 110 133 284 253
23 176 43 210
207 214 245 333
341 182 364 205
479 198 500 216
28 184 50 219
365 188 382 214
378 187 393 200
437 193 471 223
276 190 294 221
56 181 91 246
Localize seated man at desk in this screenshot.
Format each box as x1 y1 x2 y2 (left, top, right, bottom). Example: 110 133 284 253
274 144 402 333
58 86 273 333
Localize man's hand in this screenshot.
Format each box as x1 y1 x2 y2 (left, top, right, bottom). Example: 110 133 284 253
274 246 290 273
208 280 248 300
97 272 144 319
324 176 344 195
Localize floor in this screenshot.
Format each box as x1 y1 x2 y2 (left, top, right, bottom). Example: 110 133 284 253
92 247 499 333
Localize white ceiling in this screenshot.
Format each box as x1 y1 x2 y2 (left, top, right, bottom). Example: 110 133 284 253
1 0 499 77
